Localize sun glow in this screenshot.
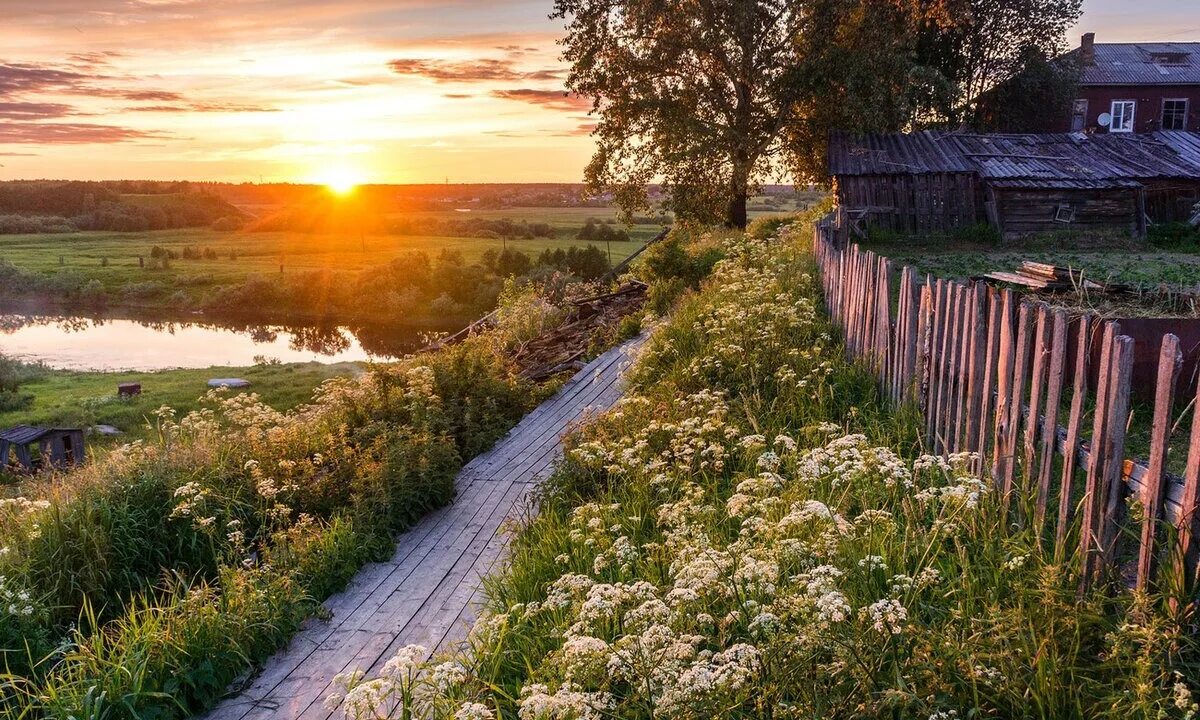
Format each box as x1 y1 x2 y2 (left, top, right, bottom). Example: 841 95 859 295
317 167 363 195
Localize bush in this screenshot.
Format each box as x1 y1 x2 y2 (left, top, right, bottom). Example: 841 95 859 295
318 223 1199 720
0 319 542 714
1148 221 1200 248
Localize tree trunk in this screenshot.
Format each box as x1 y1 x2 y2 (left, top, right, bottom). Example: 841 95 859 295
725 191 748 230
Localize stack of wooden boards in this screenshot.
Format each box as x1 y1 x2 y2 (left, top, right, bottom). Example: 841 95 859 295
511 281 647 381
981 261 1130 294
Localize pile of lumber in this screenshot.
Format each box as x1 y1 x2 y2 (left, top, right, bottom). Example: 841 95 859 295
511 281 647 381
982 261 1127 294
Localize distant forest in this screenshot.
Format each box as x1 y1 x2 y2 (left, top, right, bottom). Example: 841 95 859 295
0 181 242 234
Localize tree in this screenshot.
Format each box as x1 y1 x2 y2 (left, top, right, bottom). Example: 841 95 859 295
553 0 810 229
930 0 1082 123
971 46 1079 131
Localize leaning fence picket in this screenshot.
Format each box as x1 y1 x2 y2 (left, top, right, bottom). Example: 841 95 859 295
1136 334 1181 591
1022 304 1051 494
1035 309 1068 532
1096 335 1134 583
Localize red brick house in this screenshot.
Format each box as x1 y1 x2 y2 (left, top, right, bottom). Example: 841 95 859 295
1064 34 1200 133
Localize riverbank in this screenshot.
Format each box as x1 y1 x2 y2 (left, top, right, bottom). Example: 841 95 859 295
0 361 362 452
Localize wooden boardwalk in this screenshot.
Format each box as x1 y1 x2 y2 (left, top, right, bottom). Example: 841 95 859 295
203 337 643 720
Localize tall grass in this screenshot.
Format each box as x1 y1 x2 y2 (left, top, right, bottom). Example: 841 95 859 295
0 292 562 718
317 222 1198 720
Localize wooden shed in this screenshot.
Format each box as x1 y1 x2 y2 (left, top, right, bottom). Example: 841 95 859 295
827 131 980 236
828 130 1200 241
0 425 86 472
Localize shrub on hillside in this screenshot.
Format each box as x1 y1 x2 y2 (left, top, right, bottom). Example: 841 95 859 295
319 223 1198 720
0 294 557 715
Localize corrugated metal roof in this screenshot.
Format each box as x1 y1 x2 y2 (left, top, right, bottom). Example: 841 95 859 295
827 131 975 175
0 425 51 444
1155 130 1200 168
987 178 1142 190
830 131 1200 184
1078 43 1200 86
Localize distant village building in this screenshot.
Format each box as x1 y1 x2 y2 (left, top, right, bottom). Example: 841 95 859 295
1065 34 1199 133
828 130 1200 239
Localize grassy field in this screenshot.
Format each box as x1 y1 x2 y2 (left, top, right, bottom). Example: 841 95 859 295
862 239 1200 317
0 224 647 294
0 361 359 452
865 242 1200 288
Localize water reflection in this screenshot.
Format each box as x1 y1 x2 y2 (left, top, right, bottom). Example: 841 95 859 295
0 312 441 371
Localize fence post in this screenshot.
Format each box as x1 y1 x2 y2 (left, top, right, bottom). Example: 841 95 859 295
1021 303 1051 506
1057 314 1094 557
1000 301 1033 503
1096 334 1134 583
1079 322 1119 593
1136 333 1181 592
1173 359 1200 602
916 279 933 415
927 279 946 447
965 282 988 457
1035 309 1068 534
876 257 892 385
992 289 1015 484
977 289 1001 476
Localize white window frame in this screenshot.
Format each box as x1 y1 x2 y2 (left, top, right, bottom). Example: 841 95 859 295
1110 100 1136 133
1162 98 1189 131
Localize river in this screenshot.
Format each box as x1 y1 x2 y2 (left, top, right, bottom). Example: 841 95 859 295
0 312 446 371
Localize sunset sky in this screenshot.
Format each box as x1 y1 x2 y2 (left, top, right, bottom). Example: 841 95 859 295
0 0 1196 184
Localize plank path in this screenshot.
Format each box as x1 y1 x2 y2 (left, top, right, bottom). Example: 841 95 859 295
203 337 644 720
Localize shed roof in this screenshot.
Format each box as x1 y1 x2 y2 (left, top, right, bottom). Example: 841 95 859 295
0 425 52 445
1076 43 1200 86
827 131 975 175
829 131 1200 188
1155 130 1200 168
0 425 83 444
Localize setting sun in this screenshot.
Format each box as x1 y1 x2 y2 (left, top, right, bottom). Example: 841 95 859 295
318 167 362 195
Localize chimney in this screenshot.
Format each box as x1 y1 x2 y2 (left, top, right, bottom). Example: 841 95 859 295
1081 32 1096 65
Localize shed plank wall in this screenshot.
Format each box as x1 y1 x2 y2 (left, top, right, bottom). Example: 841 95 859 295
995 188 1138 235
835 174 978 235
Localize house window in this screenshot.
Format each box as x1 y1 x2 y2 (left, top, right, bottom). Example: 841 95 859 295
1110 100 1135 132
1163 99 1189 130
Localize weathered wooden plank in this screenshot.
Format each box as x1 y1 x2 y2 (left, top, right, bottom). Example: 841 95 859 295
976 289 1001 476
992 289 1015 483
1173 356 1200 599
1136 334 1181 592
1035 309 1068 533
1057 314 1093 555
964 283 988 456
1022 304 1051 499
901 267 921 401
1096 335 1135 583
1079 322 1118 593
1001 301 1033 500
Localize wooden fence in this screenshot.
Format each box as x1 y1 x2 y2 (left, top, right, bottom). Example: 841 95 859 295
813 215 1200 600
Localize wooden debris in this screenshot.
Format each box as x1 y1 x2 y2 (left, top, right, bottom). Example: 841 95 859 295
511 281 647 381
982 261 1124 294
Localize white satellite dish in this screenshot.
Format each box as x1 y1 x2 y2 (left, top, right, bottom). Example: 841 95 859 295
1097 112 1112 127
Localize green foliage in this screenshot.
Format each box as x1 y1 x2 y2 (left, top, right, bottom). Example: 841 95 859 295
1148 222 1200 250
554 0 812 227
424 223 1196 720
0 310 544 715
973 46 1079 131
640 228 726 289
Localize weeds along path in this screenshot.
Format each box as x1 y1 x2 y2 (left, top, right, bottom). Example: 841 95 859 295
202 335 646 720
